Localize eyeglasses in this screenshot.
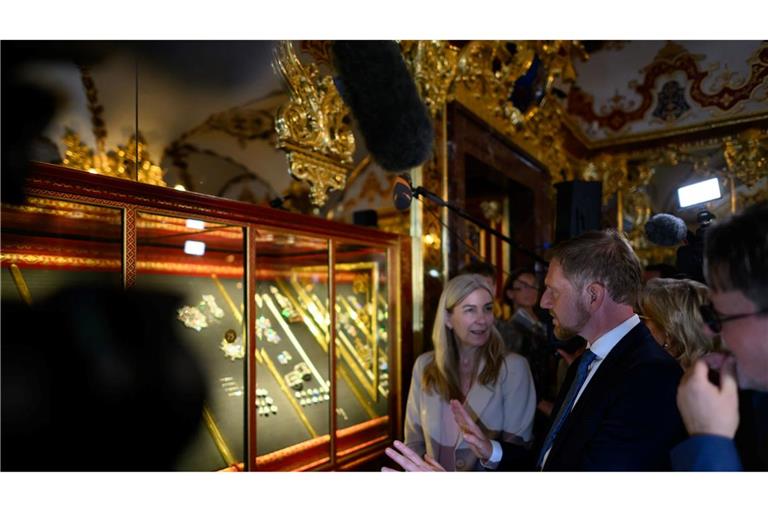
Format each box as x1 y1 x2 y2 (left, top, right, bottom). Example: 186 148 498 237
698 303 768 333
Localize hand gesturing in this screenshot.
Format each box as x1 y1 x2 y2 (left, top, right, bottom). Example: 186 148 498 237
449 399 492 461
382 440 446 472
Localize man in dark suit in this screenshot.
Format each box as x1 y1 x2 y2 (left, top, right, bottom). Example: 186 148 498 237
672 201 768 471
532 229 686 471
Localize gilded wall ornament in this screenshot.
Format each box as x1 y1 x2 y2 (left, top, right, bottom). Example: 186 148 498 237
723 129 768 188
400 40 586 184
62 130 166 186
581 154 628 200
61 66 167 187
273 41 355 207
396 40 764 265
454 41 536 128
299 40 334 66
401 40 461 118
534 41 587 85
62 129 95 170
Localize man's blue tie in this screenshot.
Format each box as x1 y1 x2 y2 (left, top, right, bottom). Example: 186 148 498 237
536 349 598 469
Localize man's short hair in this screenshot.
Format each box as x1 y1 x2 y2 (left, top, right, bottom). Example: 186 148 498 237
704 201 768 310
551 229 642 306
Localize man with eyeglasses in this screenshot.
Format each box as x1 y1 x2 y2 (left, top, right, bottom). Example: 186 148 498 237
672 201 768 471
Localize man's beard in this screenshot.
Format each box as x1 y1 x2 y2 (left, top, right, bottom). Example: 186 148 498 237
553 298 590 340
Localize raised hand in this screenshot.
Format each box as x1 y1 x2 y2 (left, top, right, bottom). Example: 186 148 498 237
677 355 739 438
449 399 492 461
382 440 446 472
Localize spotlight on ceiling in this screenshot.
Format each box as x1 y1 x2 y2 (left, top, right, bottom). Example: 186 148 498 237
677 177 722 209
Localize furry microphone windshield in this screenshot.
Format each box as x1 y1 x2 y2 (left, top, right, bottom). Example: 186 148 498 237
645 213 688 246
332 41 434 172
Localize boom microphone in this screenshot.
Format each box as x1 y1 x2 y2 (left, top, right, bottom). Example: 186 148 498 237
332 41 434 172
645 213 688 246
392 174 414 211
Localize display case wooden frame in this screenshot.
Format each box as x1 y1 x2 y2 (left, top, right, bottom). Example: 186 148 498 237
4 163 410 471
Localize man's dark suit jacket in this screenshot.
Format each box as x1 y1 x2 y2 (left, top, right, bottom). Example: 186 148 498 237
503 321 686 471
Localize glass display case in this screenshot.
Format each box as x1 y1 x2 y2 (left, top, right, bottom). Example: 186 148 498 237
1 163 408 471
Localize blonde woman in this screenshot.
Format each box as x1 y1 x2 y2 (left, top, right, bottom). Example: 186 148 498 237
639 277 717 369
384 274 536 471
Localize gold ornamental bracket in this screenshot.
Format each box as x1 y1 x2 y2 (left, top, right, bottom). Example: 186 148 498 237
273 41 355 207
281 146 348 206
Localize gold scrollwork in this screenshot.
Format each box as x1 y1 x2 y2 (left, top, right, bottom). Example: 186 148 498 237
723 128 768 188
520 96 577 182
582 154 628 201
455 41 536 128
62 130 166 186
400 40 587 184
273 41 355 207
581 153 658 254
284 150 348 206
61 65 167 186
401 41 461 118
62 129 95 171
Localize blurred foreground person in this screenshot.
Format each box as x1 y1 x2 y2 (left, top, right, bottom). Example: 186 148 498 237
673 202 768 471
1 285 207 471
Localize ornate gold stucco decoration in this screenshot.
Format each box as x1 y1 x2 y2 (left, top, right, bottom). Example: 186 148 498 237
582 154 629 201
723 128 767 188
454 41 537 128
62 129 94 171
62 129 166 186
582 153 652 243
520 96 577 183
60 66 167 187
400 40 587 183
273 41 355 207
401 41 461 118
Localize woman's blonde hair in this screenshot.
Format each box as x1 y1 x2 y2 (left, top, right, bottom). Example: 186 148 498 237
640 277 716 368
422 274 506 401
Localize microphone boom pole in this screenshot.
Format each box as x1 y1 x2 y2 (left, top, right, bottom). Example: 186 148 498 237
412 186 548 266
